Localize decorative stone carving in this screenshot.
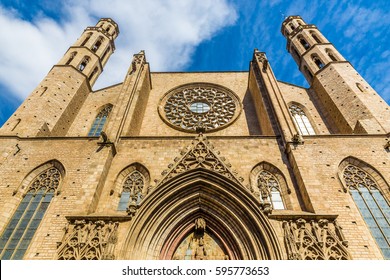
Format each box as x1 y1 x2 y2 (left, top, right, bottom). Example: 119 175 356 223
29 167 61 194
57 219 119 260
342 164 378 192
283 218 350 260
158 83 241 133
157 133 244 186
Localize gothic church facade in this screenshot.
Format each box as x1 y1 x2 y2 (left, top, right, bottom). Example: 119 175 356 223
0 16 389 260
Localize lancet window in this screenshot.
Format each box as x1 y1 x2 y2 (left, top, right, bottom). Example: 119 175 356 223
88 104 113 136
343 165 390 259
117 171 145 211
289 104 315 135
257 170 285 210
0 167 61 259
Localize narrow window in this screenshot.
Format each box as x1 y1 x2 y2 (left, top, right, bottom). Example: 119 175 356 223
117 171 144 211
327 52 337 62
78 56 90 72
289 104 316 135
65 52 77 65
11 119 21 131
101 46 111 61
257 170 285 210
88 67 98 81
313 56 325 69
289 23 295 30
311 32 321 44
343 165 390 259
81 33 92 47
106 26 111 32
299 37 310 50
0 167 61 259
39 87 48 97
356 83 365 93
88 104 113 136
92 37 104 53
292 46 300 59
303 65 313 79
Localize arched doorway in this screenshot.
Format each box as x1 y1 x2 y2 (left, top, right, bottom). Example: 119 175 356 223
120 169 283 260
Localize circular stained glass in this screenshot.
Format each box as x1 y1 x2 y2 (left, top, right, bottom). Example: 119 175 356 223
158 83 242 133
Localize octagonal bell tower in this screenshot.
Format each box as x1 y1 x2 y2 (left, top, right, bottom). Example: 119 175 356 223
282 16 390 134
0 18 119 137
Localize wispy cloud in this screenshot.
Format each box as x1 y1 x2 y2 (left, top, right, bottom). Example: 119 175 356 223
0 0 237 99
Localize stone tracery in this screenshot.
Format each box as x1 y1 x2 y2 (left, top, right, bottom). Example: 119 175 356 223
159 83 241 132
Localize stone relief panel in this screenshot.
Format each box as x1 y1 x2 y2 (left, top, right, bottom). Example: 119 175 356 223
57 219 119 260
283 218 350 260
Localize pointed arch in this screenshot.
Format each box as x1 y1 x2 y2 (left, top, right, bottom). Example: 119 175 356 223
338 157 390 259
88 104 113 136
78 56 90 72
250 162 290 210
112 163 150 211
92 36 104 53
0 160 65 259
288 102 316 135
121 168 283 260
298 35 310 50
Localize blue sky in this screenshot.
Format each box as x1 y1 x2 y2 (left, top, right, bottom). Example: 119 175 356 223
0 0 389 126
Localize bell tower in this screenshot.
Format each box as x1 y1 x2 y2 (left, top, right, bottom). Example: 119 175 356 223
1 18 119 137
282 16 390 134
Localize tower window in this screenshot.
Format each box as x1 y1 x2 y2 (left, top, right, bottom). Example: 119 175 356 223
78 56 90 72
289 23 295 30
291 46 300 59
289 104 315 135
88 67 98 81
11 119 21 131
326 50 338 62
117 170 145 211
81 33 92 47
65 52 77 65
257 170 285 210
313 56 325 69
0 166 61 259
303 65 313 80
343 165 390 259
356 83 366 93
101 46 111 61
299 37 310 50
311 32 322 44
92 37 104 53
88 104 113 136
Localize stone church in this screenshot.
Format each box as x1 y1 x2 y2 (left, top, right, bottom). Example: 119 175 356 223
0 15 389 260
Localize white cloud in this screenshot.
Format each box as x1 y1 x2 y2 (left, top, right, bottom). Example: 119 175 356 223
0 0 237 98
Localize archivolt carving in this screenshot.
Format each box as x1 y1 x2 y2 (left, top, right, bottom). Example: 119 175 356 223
283 218 350 260
158 83 241 133
57 219 119 260
157 133 244 186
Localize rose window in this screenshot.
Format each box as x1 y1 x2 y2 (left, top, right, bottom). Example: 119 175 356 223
159 83 241 132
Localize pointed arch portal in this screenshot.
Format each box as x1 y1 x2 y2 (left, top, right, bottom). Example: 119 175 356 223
120 169 283 260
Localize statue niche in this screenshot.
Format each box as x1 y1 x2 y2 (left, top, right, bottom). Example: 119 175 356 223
171 218 229 260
